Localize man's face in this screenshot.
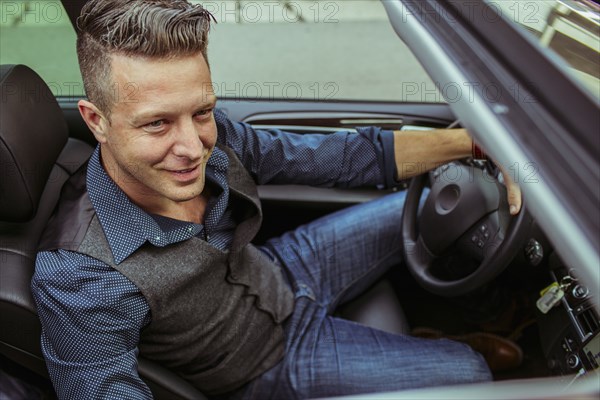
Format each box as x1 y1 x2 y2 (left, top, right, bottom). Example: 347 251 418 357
97 52 217 210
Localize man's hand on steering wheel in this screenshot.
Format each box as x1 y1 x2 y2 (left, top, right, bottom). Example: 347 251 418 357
394 126 529 297
497 163 522 216
392 127 522 216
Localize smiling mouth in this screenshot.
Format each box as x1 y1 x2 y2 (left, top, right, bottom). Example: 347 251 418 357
169 163 200 173
166 165 202 181
174 167 197 174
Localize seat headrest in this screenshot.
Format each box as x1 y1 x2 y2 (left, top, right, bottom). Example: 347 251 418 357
0 65 69 222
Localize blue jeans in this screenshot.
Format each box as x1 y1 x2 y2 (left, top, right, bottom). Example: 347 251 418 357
233 191 491 399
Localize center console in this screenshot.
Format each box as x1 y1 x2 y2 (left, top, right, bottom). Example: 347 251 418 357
538 254 600 378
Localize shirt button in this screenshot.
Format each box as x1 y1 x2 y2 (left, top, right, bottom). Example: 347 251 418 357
155 236 160 241
206 235 211 240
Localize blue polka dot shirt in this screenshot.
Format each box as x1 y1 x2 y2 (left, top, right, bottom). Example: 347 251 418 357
31 109 397 398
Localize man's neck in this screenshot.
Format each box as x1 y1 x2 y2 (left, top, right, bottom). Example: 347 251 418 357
150 185 213 224
162 195 208 224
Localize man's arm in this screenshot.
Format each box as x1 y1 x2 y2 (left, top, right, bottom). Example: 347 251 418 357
214 109 521 214
393 128 471 179
392 128 522 215
215 109 388 188
32 250 152 399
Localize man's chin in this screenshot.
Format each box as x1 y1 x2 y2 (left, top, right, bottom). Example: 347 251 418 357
168 184 205 203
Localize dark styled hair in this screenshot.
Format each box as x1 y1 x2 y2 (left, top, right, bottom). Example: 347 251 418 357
76 0 215 117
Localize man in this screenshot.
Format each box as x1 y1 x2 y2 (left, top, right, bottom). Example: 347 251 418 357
32 0 522 398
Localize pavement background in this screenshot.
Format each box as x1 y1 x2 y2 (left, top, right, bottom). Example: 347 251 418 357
0 0 438 102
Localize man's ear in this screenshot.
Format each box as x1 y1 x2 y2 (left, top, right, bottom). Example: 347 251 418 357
78 100 110 143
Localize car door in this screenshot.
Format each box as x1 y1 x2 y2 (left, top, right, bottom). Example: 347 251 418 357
376 0 600 398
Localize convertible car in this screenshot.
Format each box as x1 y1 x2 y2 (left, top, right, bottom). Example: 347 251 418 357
0 0 598 399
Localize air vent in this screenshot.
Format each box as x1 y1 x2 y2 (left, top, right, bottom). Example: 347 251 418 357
577 307 600 337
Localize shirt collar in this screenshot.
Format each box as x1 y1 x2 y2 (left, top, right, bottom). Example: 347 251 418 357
86 145 229 264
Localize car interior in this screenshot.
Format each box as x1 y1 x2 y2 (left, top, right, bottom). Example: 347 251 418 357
2 64 599 400
0 64 414 399
1 1 599 399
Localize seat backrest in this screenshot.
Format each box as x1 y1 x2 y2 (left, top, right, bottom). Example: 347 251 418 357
0 64 207 400
0 64 91 378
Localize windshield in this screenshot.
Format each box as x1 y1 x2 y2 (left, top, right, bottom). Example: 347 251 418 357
488 0 600 100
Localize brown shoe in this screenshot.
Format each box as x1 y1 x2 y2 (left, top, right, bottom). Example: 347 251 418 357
412 327 523 372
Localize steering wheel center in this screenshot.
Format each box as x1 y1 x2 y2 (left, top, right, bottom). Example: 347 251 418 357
437 184 461 214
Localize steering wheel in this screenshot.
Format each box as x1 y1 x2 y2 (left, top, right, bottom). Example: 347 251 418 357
401 161 532 297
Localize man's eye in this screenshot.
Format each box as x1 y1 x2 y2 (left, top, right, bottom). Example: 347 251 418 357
142 119 168 132
148 120 164 128
195 109 213 118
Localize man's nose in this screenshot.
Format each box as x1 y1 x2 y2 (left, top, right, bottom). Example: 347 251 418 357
171 120 204 160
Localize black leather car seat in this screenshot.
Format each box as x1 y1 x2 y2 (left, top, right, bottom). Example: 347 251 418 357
0 64 408 400
0 64 209 399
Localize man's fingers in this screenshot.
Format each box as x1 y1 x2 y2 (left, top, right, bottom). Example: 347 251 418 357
506 179 522 215
499 166 522 215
